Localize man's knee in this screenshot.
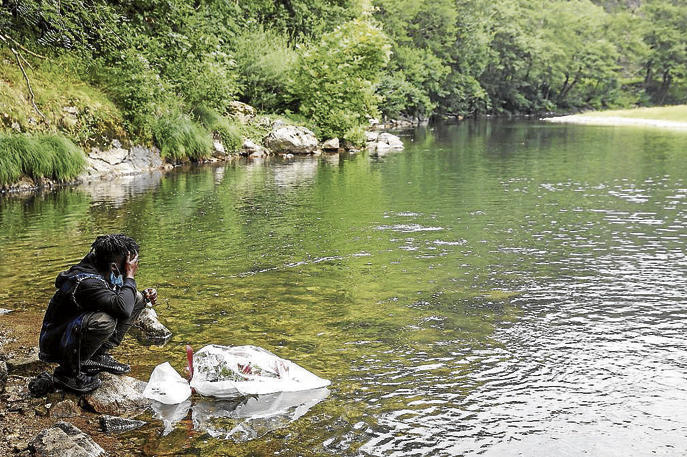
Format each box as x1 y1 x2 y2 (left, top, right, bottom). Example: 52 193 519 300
85 312 117 335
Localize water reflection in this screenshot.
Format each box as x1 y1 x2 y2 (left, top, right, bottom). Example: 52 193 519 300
150 399 192 436
272 158 319 189
80 170 164 205
192 388 330 442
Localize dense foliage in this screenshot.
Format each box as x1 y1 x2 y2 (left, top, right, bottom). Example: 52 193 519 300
375 0 687 118
0 0 685 153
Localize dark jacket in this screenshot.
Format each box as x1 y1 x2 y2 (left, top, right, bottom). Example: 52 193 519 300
39 253 137 362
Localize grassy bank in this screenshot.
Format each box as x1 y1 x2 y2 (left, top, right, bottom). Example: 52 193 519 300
0 51 127 147
0 133 86 186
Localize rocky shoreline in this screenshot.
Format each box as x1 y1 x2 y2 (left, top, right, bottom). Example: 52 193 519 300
1 102 406 194
0 306 173 456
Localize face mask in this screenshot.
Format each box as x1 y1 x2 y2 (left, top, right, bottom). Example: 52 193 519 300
109 271 124 287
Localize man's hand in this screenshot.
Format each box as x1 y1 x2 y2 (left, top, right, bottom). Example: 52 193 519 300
143 288 157 305
125 251 139 279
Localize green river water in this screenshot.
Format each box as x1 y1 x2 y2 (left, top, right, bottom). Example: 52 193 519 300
1 120 686 456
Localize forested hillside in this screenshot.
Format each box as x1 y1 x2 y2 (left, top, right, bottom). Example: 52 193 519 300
1 0 685 151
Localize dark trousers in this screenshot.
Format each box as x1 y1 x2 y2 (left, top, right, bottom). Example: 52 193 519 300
79 292 146 362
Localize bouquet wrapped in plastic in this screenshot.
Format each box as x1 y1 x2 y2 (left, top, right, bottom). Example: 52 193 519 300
143 344 331 404
189 344 330 398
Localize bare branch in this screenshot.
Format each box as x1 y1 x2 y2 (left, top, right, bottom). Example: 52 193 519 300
11 47 46 121
0 33 47 60
18 52 33 71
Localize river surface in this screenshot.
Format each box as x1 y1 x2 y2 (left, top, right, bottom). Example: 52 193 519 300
1 121 686 456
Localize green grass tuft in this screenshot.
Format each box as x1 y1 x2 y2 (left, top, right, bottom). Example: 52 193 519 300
0 133 86 185
152 113 213 162
192 106 243 152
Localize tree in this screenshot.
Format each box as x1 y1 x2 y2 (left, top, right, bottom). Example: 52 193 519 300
641 0 687 104
294 18 390 141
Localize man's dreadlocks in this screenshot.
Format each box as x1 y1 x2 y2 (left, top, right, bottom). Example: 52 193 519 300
90 234 140 271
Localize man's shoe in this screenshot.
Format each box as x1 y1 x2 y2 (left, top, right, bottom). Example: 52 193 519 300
53 370 101 393
82 352 130 375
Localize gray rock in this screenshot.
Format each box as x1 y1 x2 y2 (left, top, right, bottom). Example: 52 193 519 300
241 139 268 157
365 131 379 143
127 146 163 170
322 138 340 150
79 145 164 184
89 146 128 166
7 347 48 375
378 132 404 149
11 121 21 132
132 307 172 345
50 399 80 418
213 139 226 155
264 125 319 154
29 421 105 457
367 132 404 154
83 373 148 417
100 415 146 434
228 101 256 121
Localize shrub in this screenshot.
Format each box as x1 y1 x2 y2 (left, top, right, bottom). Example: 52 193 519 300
232 27 299 113
92 47 172 142
293 19 390 143
0 134 86 185
152 113 212 162
166 51 240 114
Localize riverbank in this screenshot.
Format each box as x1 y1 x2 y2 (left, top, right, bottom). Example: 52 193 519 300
0 307 131 456
543 105 687 130
1 102 405 194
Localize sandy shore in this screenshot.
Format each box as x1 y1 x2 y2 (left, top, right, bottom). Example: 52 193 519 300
543 114 687 130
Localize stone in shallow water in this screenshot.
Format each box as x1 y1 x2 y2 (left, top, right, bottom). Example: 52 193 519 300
132 307 172 345
322 138 340 150
83 373 148 417
100 415 146 434
29 421 105 457
264 124 319 154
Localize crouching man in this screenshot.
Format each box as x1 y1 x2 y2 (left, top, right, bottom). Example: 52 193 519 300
38 234 157 393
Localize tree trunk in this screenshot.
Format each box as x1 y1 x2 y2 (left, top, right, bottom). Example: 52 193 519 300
658 70 672 105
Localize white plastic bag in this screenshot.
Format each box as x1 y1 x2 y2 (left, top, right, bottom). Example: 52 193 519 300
190 344 330 398
143 362 192 404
